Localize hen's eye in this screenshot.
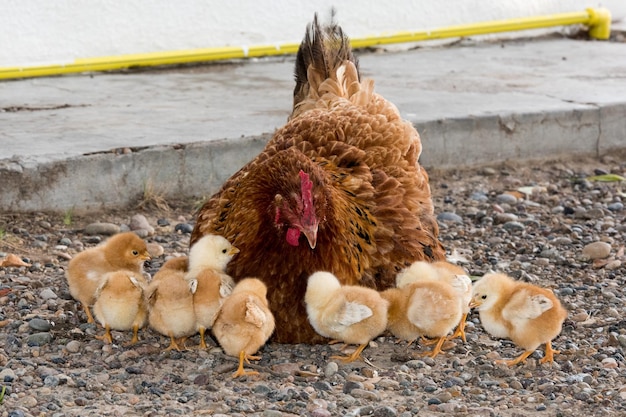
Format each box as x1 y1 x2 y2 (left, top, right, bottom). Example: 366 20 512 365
222 249 227 254
481 295 487 300
132 250 139 256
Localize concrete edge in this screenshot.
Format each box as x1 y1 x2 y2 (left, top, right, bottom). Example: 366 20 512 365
1 104 625 214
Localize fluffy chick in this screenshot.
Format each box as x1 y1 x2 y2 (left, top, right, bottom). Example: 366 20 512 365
186 235 239 348
382 278 463 358
92 270 148 345
66 232 151 323
146 266 197 351
213 278 275 378
396 261 472 342
305 271 388 362
470 272 567 366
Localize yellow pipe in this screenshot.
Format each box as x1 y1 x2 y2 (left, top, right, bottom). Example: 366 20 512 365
0 8 611 81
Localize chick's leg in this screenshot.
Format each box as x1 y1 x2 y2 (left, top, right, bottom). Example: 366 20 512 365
127 324 140 346
331 343 367 363
539 342 560 364
165 334 182 351
232 350 260 378
96 324 113 344
449 314 468 343
198 327 207 349
421 336 447 359
495 350 533 366
82 303 95 324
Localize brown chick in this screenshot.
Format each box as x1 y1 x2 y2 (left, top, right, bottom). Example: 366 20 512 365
382 277 463 358
397 260 472 342
212 278 275 378
92 270 148 345
146 266 197 351
66 232 151 323
470 273 567 366
305 271 388 362
153 256 188 280
186 235 239 349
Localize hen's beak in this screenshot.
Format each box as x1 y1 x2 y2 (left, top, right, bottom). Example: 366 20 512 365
302 226 318 249
229 246 240 256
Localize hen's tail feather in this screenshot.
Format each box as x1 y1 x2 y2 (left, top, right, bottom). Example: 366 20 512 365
293 11 360 112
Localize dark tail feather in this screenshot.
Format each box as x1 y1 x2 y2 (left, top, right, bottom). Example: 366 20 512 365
293 10 359 109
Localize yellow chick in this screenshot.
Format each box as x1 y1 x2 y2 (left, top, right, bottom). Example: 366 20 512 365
186 235 239 348
92 270 148 345
305 271 388 363
146 266 197 351
213 278 275 378
382 279 463 358
66 232 151 323
397 260 472 342
470 272 567 366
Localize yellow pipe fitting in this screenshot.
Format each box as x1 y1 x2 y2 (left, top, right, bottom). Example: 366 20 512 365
0 8 611 81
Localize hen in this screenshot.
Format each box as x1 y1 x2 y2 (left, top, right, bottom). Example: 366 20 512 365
191 14 444 343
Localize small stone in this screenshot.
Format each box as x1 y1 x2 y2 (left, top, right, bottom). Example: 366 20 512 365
313 381 332 391
494 213 518 224
324 361 338 377
39 288 58 300
350 388 380 401
608 202 624 212
28 318 52 331
0 368 17 382
373 406 398 417
157 218 170 226
27 332 53 346
496 193 518 204
193 374 210 386
602 357 618 369
263 410 284 417
582 242 611 260
310 409 331 417
175 223 194 234
146 243 164 257
130 214 154 235
481 167 497 176
605 260 622 270
502 221 525 232
84 223 120 236
437 212 463 223
75 397 88 406
66 340 81 353
343 380 363 394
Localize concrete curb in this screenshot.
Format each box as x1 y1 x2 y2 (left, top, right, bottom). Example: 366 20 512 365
2 104 624 214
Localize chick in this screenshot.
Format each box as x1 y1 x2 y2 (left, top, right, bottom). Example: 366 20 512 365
470 273 567 366
305 271 388 362
153 256 188 279
397 260 472 342
213 278 275 378
186 235 239 348
382 279 463 358
92 270 148 345
66 232 151 323
146 266 197 351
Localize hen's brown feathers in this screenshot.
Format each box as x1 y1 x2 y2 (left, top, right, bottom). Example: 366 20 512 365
192 14 444 343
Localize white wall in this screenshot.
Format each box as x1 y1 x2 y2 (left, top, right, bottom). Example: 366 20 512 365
0 0 623 68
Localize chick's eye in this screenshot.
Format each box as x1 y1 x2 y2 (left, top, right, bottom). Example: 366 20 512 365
132 250 139 256
481 295 487 300
222 249 227 254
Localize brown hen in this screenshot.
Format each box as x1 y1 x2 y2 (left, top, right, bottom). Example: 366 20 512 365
191 14 445 343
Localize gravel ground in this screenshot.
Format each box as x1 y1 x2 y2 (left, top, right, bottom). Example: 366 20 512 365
1 153 625 417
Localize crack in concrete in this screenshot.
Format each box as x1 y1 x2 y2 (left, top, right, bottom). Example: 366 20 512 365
1 104 90 113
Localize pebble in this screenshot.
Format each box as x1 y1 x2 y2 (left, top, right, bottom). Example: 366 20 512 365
146 242 165 257
607 202 623 212
581 241 611 260
373 406 398 417
28 318 52 331
502 221 525 231
496 193 518 204
130 214 155 235
38 288 58 300
84 222 120 236
437 212 463 223
324 361 339 377
65 340 81 353
175 223 194 234
27 332 52 346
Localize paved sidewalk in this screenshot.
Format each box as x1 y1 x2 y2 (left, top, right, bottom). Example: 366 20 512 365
1 34 625 213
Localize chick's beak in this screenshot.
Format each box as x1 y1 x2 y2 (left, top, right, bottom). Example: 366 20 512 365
229 246 240 256
468 298 480 309
141 251 152 261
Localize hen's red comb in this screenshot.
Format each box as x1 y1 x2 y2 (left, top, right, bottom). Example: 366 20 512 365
299 170 315 223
